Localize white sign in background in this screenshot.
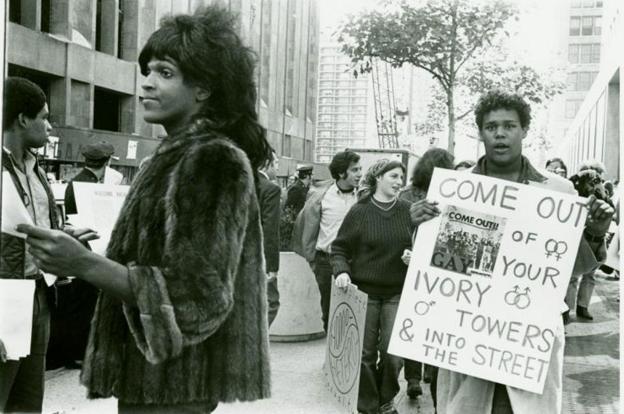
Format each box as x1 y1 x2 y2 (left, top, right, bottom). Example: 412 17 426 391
388 169 588 394
72 182 130 256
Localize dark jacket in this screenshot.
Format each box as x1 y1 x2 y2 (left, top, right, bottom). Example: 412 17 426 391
64 168 99 215
80 119 271 404
0 148 60 279
257 173 281 273
285 179 309 215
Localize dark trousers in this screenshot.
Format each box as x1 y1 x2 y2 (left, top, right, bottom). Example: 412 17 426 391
404 359 422 382
491 383 513 414
118 400 218 413
0 279 50 413
358 294 403 414
46 279 98 368
267 277 280 326
312 251 333 332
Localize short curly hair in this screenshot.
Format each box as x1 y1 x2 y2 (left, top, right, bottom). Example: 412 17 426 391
474 90 532 130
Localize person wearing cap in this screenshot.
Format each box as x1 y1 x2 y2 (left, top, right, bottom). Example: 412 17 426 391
63 141 116 215
44 142 116 371
285 164 313 216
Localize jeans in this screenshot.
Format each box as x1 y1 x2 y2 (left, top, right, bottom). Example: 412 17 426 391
267 276 280 326
312 251 333 332
565 270 596 309
118 400 218 413
358 294 404 414
0 279 50 413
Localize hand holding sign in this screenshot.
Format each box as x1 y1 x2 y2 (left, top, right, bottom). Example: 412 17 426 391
410 199 441 226
585 195 615 237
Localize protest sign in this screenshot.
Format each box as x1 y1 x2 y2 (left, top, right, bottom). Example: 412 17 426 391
0 279 35 360
1 171 33 238
73 182 129 255
324 282 367 413
388 168 588 394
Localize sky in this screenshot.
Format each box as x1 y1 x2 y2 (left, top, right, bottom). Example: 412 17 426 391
317 0 574 162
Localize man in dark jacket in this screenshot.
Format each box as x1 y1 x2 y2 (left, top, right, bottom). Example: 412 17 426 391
45 142 116 370
63 141 116 215
257 152 281 326
285 164 313 216
0 77 57 413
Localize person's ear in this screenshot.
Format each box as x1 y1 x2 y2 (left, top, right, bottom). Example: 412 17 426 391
17 113 29 128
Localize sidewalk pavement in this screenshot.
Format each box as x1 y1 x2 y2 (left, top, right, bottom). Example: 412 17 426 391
42 271 619 414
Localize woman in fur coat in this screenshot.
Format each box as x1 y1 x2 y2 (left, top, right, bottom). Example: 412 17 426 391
19 6 272 413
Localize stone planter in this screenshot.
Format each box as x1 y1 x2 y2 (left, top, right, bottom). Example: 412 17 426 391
269 252 325 342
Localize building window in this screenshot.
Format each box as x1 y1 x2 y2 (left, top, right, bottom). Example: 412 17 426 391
575 16 602 36
578 71 592 90
570 17 581 36
591 43 600 62
93 87 121 132
568 44 579 63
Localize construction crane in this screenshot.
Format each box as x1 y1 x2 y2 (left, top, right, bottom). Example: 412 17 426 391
371 59 399 149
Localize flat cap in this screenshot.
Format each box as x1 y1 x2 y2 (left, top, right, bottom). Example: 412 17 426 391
296 164 313 173
82 141 115 161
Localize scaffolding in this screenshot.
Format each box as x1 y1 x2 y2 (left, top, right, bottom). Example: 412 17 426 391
371 59 399 149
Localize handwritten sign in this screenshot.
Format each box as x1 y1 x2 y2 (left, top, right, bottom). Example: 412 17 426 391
324 282 367 413
388 168 587 394
72 183 130 256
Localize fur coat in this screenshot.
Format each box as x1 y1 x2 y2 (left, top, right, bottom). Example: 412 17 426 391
80 119 271 405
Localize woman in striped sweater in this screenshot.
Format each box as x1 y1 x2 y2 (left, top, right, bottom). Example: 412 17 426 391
331 159 415 414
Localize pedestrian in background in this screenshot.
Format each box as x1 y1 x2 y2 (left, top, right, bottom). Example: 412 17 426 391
565 161 612 322
19 6 272 413
45 141 118 371
292 150 362 332
258 150 282 326
399 148 454 404
332 159 414 414
545 157 568 178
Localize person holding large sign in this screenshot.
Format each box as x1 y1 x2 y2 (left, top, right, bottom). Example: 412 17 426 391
18 6 272 413
331 159 415 414
405 91 613 413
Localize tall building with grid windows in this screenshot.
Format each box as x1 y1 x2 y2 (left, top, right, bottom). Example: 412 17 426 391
6 0 319 182
564 0 604 120
315 38 373 163
553 0 621 181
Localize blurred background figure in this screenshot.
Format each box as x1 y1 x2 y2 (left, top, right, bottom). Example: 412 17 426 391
285 164 313 217
399 148 454 405
545 157 568 178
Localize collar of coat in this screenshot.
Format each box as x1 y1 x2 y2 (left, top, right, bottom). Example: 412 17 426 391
472 155 547 184
156 118 227 155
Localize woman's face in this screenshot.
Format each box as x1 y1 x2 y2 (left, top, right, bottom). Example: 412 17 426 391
546 161 567 178
141 57 204 134
375 167 404 199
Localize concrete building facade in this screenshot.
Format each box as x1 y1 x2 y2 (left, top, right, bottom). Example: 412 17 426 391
6 0 319 181
554 0 621 181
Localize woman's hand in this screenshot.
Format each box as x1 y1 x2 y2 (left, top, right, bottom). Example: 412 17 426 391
16 224 94 277
401 249 412 266
410 199 441 226
63 225 100 243
335 273 351 290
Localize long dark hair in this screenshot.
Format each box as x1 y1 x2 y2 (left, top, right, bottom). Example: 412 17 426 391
410 148 455 191
138 6 271 170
